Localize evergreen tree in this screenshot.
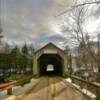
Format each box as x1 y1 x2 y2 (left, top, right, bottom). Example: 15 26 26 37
10 46 21 74
22 44 28 56
28 44 35 57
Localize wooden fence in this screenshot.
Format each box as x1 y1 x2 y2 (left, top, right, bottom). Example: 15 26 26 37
67 74 100 100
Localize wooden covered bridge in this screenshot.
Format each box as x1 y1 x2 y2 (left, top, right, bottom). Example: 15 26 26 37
33 43 68 77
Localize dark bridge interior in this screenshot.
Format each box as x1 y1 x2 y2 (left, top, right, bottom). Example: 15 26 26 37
38 54 63 76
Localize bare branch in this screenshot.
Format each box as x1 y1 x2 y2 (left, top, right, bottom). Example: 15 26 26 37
57 1 100 17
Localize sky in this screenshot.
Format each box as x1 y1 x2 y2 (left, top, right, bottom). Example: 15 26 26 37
1 0 68 48
1 0 100 49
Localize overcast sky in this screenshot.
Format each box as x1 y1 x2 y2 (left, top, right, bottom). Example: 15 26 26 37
1 0 67 48
1 0 100 48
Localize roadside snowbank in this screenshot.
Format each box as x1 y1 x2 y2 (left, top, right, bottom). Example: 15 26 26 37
65 78 96 100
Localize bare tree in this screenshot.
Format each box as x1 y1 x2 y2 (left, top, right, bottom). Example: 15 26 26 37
58 0 100 72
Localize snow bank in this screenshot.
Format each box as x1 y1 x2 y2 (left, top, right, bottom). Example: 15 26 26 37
65 78 72 83
65 78 96 100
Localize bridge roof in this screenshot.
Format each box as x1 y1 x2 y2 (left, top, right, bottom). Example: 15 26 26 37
34 42 67 54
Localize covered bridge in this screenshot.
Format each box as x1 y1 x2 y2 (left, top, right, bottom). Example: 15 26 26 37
33 43 68 77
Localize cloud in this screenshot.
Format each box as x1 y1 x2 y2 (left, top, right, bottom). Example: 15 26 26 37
34 34 66 49
1 0 86 48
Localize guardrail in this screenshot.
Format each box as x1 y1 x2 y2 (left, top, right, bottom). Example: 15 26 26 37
67 74 100 100
0 81 17 95
0 76 33 95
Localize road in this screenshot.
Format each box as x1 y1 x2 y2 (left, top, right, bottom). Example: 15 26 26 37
15 76 91 100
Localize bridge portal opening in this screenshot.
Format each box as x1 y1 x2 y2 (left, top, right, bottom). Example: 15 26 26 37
38 54 63 76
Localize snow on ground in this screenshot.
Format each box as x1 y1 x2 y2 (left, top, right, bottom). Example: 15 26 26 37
93 82 100 86
82 89 96 100
65 78 96 100
65 78 72 83
0 78 39 100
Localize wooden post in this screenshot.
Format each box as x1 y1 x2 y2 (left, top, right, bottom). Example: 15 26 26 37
80 81 85 89
7 88 12 95
96 88 100 100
